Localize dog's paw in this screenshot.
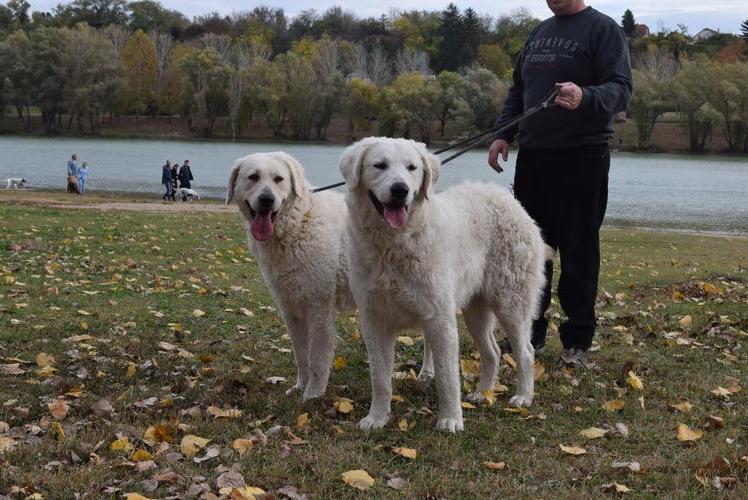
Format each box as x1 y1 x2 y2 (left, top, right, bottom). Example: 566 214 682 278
466 391 485 403
436 417 464 433
285 383 305 397
358 414 389 431
301 387 324 401
508 394 533 407
416 369 434 384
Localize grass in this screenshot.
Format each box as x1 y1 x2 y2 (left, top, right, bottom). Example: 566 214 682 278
0 198 746 498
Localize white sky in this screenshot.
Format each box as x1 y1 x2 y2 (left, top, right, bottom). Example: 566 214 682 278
25 1 748 34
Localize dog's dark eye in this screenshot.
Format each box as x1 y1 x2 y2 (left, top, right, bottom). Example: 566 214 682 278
407 164 417 171
273 176 284 183
248 173 259 182
373 162 388 170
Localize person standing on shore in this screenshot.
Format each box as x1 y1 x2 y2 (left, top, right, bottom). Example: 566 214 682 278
178 159 193 189
487 0 632 367
66 154 79 193
170 162 179 201
161 160 173 201
77 161 89 194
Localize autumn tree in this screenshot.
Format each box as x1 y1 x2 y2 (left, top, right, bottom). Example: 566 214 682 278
178 47 229 136
627 52 674 149
478 44 511 77
672 58 720 152
432 71 470 136
462 66 508 131
343 77 379 141
121 29 157 115
707 62 748 152
28 27 68 131
382 72 440 143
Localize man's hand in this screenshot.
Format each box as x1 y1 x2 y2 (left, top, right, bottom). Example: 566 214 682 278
555 82 583 110
488 139 509 173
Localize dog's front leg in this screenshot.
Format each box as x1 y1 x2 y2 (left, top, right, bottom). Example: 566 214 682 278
425 315 464 432
417 337 434 385
358 312 395 431
285 315 310 396
303 309 336 400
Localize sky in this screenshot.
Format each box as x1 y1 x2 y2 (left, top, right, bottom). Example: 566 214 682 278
26 1 748 35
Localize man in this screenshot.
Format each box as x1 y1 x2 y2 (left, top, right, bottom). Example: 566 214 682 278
66 154 79 193
487 0 632 367
161 160 173 201
178 159 194 190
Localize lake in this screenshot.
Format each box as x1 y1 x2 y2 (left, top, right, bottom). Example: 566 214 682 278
1 136 746 235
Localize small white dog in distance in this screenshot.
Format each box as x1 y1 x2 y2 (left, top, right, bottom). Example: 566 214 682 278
176 187 200 202
340 137 547 433
6 178 28 189
227 152 355 400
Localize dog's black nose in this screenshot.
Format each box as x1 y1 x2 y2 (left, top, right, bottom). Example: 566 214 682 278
258 193 275 210
390 182 409 200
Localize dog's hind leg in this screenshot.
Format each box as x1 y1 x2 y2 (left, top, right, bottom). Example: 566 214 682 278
359 313 395 431
285 315 310 396
463 298 500 402
424 315 464 432
303 308 336 400
499 314 535 407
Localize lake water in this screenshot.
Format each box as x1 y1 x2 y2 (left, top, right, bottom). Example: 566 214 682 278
1 136 746 235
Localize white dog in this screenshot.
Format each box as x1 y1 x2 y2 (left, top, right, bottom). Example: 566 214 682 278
340 137 547 432
6 178 28 189
227 152 356 400
177 187 200 202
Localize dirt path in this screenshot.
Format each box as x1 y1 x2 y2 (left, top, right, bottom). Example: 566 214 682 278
0 191 238 213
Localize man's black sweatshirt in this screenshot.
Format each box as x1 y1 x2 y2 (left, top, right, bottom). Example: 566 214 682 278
495 7 632 150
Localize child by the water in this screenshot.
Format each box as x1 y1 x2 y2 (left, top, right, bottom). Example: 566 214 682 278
77 161 89 193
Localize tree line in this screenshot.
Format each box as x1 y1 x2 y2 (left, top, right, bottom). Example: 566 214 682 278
1 1 747 151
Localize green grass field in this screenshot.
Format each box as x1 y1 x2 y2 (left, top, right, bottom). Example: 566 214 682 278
0 199 746 498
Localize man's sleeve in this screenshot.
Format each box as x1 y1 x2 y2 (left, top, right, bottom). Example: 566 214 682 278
579 22 632 115
494 51 526 143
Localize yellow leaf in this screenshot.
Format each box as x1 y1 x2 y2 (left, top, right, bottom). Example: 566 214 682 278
125 494 153 500
0 436 17 452
334 400 354 414
668 399 693 413
48 399 70 420
533 361 546 381
481 389 496 406
602 483 631 494
398 418 409 431
77 309 91 316
396 336 414 346
461 401 477 409
502 353 517 369
296 413 310 430
676 424 703 442
393 447 417 459
131 449 153 462
579 427 608 439
50 422 65 441
711 386 732 397
35 352 55 367
180 435 210 457
143 424 174 445
3 275 15 285
627 371 644 391
333 356 347 370
342 469 374 490
560 444 587 455
226 486 265 498
192 309 205 318
36 365 57 378
207 406 243 419
482 461 506 470
603 399 625 412
679 315 692 329
232 438 254 455
126 362 137 378
64 387 83 398
111 437 134 453
391 394 405 403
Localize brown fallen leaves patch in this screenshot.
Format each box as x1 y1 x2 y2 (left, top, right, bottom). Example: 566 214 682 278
232 439 254 455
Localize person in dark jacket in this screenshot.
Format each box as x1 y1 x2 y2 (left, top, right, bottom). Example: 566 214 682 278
487 0 632 368
161 161 173 201
170 162 179 201
178 160 194 189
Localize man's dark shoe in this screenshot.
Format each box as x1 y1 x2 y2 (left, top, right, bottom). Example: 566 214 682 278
560 347 588 369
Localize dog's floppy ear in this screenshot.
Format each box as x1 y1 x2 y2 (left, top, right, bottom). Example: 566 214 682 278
339 138 375 190
226 161 242 205
415 142 441 200
277 152 309 198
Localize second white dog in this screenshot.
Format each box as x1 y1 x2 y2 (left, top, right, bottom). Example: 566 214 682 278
227 152 355 400
6 178 28 189
177 187 200 202
340 137 547 432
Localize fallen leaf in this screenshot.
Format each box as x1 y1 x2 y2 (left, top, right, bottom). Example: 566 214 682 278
131 449 153 462
679 315 692 328
333 356 347 370
387 477 407 490
627 371 644 391
225 486 265 498
461 401 477 409
502 353 517 369
676 423 703 442
124 494 153 500
704 415 725 430
580 427 608 439
560 444 587 455
35 353 55 367
396 336 414 346
334 399 354 414
393 447 417 459
216 471 246 490
265 376 286 384
180 435 210 458
48 399 69 420
126 362 137 378
111 437 134 453
615 423 630 438
483 461 506 470
601 482 631 494
193 444 220 463
398 418 409 432
207 406 242 419
143 424 174 445
232 438 254 455
0 363 25 375
612 461 641 472
603 399 625 412
0 436 17 452
711 386 732 397
77 309 91 316
668 399 693 413
192 309 205 318
49 422 65 440
296 413 310 430
342 469 374 490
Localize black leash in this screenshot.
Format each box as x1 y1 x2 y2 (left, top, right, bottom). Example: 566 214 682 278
311 86 559 193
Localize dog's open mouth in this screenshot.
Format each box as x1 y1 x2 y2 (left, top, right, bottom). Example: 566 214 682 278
247 200 278 241
369 191 408 229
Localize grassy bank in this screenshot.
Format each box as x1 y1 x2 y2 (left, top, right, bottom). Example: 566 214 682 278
0 199 746 498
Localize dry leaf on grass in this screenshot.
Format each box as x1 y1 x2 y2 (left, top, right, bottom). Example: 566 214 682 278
216 471 245 491
232 438 254 455
676 424 703 442
111 437 134 453
192 309 205 317
602 482 631 494
612 461 641 472
334 399 354 414
393 447 417 459
679 315 692 328
668 399 693 413
296 413 310 430
48 399 69 420
396 336 414 346
131 449 153 462
603 399 625 412
580 427 608 439
627 371 644 391
560 444 587 455
207 406 242 419
180 434 210 457
143 424 174 445
483 461 506 471
35 353 55 367
333 356 347 370
342 469 374 490
0 436 17 452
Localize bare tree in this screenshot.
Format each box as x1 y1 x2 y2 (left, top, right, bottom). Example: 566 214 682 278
227 46 249 141
101 24 128 63
200 33 232 60
395 47 431 76
149 31 172 117
368 46 392 87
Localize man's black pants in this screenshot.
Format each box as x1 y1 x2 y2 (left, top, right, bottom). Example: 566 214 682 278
513 143 610 350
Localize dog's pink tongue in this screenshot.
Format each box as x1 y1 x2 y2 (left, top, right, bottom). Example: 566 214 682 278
383 205 408 229
251 213 274 241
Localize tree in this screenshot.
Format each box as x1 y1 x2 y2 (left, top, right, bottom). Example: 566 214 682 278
0 29 32 130
672 58 720 152
28 27 68 132
478 44 511 77
52 0 128 28
178 48 229 136
128 0 188 34
432 71 470 136
621 9 635 36
7 1 30 27
382 72 440 143
627 57 673 149
254 59 289 137
121 30 157 115
707 62 748 152
462 66 508 131
343 78 379 141
435 3 463 72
